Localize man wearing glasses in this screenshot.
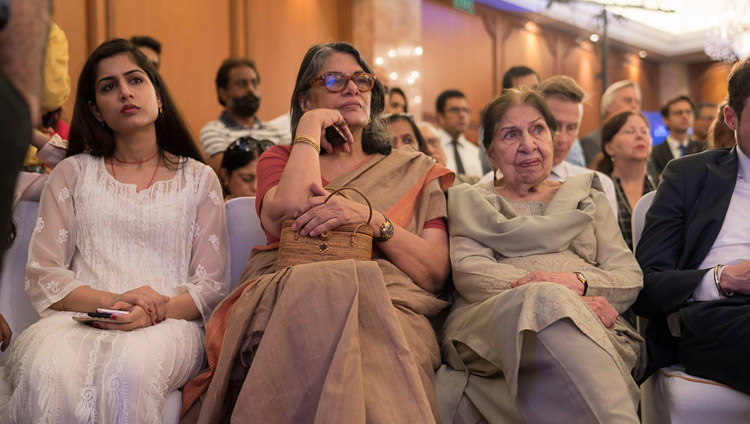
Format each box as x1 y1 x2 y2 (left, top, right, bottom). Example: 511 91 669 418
435 90 483 179
200 58 290 172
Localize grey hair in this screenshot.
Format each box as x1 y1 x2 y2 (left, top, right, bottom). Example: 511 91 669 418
289 42 391 155
600 80 641 119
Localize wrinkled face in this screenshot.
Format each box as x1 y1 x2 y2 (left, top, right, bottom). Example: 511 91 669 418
546 96 582 165
300 52 372 130
604 114 652 162
693 105 717 138
385 91 406 114
607 86 640 117
88 53 162 136
388 119 417 149
663 100 694 133
488 104 554 188
220 65 260 106
437 97 470 136
223 159 259 198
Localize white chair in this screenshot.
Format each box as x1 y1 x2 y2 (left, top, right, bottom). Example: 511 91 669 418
225 196 266 290
632 192 750 424
0 200 41 366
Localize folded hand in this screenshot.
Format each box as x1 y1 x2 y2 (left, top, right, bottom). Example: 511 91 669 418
582 296 618 328
109 286 170 325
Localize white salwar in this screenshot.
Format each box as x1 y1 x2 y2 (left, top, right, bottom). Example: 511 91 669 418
0 154 230 423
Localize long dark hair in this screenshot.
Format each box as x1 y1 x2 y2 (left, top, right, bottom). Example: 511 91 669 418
67 38 204 167
596 110 649 175
290 42 391 155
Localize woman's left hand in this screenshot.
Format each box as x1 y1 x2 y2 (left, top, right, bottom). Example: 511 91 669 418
91 305 155 332
292 182 372 237
511 271 585 295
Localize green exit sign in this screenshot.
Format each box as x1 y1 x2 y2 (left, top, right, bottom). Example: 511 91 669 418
453 0 474 14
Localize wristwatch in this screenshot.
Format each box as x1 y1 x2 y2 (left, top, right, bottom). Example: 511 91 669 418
374 214 394 243
574 272 588 296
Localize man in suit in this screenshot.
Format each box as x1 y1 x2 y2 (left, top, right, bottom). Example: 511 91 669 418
648 95 707 180
435 89 483 179
692 101 719 143
633 58 750 393
580 80 641 167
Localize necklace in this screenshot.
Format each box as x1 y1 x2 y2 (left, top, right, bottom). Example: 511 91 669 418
109 155 161 190
112 150 159 164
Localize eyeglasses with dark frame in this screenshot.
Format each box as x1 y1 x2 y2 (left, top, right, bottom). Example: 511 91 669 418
309 72 376 93
228 136 274 153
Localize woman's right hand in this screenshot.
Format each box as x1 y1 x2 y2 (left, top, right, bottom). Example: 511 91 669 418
109 286 170 325
91 305 153 332
582 296 618 328
296 108 354 154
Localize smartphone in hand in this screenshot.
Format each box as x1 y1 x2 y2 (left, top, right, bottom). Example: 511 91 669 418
325 125 347 147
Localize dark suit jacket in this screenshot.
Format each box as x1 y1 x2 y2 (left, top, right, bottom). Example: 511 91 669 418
648 139 709 181
633 147 738 370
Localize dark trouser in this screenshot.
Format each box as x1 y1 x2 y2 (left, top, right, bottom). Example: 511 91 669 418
0 71 32 266
679 297 750 394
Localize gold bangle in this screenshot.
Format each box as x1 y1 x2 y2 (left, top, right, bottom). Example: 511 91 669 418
293 134 321 154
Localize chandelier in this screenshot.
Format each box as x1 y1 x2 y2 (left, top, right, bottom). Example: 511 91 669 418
705 3 750 62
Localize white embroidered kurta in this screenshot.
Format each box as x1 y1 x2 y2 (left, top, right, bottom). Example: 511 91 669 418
0 154 230 423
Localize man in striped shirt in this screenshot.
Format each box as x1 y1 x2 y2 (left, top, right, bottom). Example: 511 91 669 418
200 58 290 172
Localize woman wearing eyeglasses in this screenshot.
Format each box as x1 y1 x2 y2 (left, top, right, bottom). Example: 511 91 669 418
219 136 272 200
181 42 454 423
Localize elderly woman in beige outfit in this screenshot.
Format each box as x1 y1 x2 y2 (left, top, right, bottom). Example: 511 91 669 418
437 87 645 423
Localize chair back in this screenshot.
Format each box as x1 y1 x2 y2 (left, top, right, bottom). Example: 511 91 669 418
632 190 656 254
0 201 41 365
225 197 266 290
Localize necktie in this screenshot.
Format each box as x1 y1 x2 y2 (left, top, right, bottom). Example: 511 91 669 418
678 144 687 157
452 139 465 174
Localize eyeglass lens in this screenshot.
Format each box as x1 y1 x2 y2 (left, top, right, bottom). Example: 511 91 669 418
322 73 374 92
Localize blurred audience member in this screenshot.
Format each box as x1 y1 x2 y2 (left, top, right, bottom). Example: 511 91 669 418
692 101 718 143
596 111 656 250
385 87 408 114
708 100 736 149
130 35 162 70
418 121 447 166
436 89 482 179
0 0 50 265
385 113 427 152
200 58 290 172
649 95 706 181
581 80 641 167
219 136 272 200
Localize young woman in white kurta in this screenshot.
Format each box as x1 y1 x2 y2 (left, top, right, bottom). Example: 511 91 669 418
0 38 229 423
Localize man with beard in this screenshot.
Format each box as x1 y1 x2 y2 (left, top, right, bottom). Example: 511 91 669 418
200 58 290 171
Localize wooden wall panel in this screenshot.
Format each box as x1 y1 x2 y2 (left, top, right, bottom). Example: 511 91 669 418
689 61 732 104
560 43 603 135
108 0 233 137
422 1 493 143
50 0 89 124
246 0 348 121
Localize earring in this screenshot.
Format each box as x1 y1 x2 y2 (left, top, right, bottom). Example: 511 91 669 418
364 117 371 130
159 105 163 115
493 168 499 184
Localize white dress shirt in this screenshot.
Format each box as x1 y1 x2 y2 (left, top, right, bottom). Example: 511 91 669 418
665 135 689 159
550 162 618 217
692 147 750 301
436 128 484 178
